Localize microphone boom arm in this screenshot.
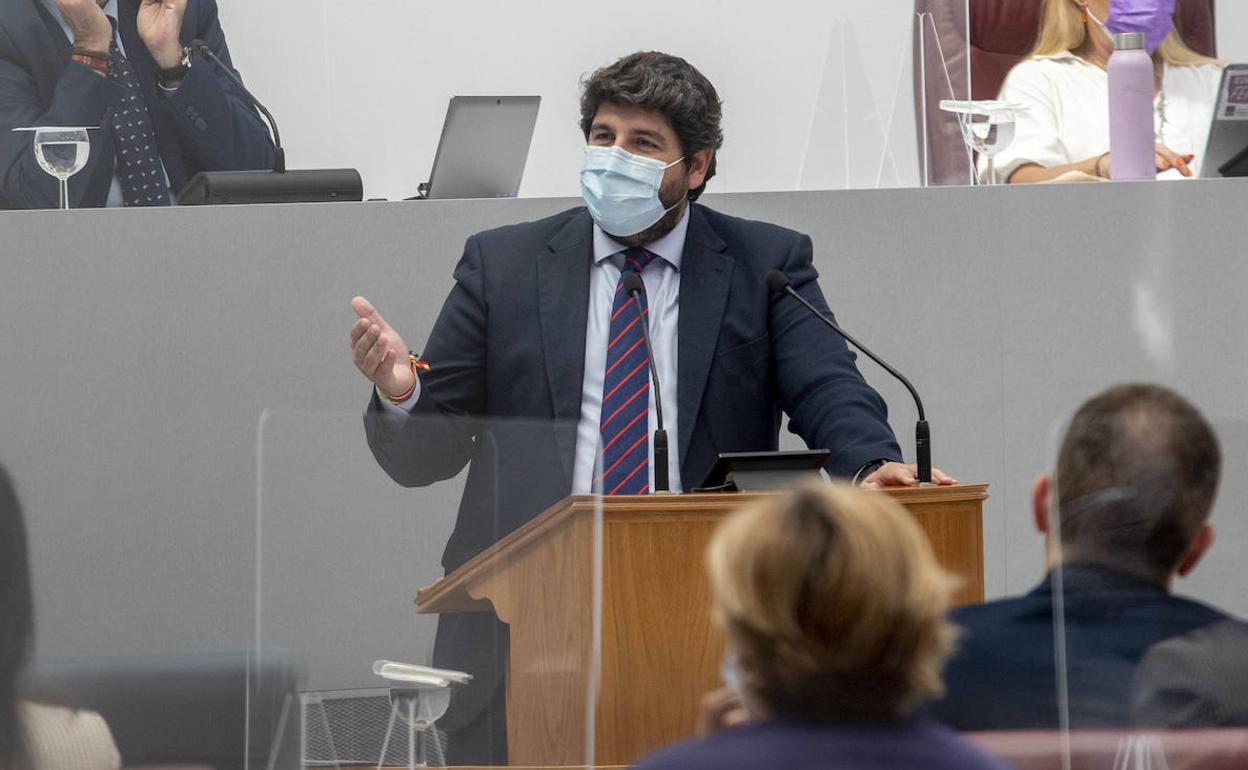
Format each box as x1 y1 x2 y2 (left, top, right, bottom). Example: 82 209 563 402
770 272 932 484
190 40 285 173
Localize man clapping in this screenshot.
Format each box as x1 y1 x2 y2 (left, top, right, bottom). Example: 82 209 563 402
0 0 274 208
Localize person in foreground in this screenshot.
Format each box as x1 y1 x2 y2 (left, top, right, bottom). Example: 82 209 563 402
350 51 951 763
0 463 120 770
994 0 1222 183
0 0 274 209
633 483 1008 770
929 383 1232 729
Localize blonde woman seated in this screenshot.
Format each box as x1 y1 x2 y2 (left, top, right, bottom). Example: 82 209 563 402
994 0 1223 183
633 484 1009 770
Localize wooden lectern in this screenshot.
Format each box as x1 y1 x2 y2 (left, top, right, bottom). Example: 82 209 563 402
416 484 987 767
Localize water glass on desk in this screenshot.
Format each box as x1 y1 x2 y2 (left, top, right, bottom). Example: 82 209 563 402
939 101 1022 186
13 126 95 210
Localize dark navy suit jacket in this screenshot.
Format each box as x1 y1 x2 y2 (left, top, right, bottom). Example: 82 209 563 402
632 717 1012 770
363 203 901 731
0 0 273 209
928 564 1230 730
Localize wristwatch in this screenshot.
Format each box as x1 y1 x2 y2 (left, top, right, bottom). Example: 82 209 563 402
157 46 192 88
853 459 888 486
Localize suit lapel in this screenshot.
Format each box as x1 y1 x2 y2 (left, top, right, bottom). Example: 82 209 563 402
538 211 594 479
677 206 732 474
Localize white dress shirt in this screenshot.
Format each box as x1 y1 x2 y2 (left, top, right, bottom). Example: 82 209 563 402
40 0 175 207
574 208 686 494
989 52 1222 182
384 206 688 494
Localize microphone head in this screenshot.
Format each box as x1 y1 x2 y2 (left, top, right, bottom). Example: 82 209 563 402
622 271 645 296
765 270 791 294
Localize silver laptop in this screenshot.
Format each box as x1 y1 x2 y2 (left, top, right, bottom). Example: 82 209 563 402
1200 64 1248 178
418 96 541 199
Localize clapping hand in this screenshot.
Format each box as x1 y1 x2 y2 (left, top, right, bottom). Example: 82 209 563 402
136 0 188 69
55 0 112 54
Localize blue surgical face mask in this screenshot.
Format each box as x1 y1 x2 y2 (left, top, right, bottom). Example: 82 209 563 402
580 145 685 237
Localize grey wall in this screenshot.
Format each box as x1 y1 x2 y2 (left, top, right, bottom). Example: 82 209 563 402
3 180 1247 690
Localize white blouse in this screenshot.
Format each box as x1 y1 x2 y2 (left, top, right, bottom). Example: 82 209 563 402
22 702 121 770
989 52 1223 182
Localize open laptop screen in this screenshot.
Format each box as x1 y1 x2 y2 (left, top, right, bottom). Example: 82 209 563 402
424 96 541 199
1200 64 1248 178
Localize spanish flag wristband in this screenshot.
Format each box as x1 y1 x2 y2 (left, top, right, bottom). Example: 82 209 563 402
381 352 431 405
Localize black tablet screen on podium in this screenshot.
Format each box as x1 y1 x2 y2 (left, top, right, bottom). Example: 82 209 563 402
697 449 830 492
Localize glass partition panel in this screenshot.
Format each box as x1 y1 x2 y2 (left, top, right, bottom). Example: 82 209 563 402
0 0 976 208
213 0 972 201
11 406 260 770
914 0 974 187
1044 414 1248 768
252 409 603 768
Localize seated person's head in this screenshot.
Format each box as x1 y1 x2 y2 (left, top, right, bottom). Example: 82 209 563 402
1037 383 1221 586
708 483 957 722
0 463 33 768
1036 0 1210 64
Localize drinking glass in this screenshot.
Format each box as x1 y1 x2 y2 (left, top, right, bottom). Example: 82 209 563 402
939 101 1022 186
13 127 93 210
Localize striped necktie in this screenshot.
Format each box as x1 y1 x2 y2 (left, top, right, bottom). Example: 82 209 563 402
598 247 657 496
108 19 171 206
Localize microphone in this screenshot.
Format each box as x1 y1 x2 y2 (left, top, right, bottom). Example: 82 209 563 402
175 41 362 205
190 40 285 173
622 271 670 493
765 270 932 485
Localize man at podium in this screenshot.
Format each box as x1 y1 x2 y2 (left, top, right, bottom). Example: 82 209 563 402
350 51 950 763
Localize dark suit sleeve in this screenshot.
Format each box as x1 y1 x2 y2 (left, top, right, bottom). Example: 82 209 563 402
155 0 273 172
0 45 120 209
771 234 901 476
364 236 488 487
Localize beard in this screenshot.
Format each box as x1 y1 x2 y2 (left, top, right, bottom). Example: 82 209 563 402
613 173 690 249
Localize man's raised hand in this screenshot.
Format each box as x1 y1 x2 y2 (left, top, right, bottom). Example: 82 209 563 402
55 0 112 54
350 297 416 399
136 0 188 70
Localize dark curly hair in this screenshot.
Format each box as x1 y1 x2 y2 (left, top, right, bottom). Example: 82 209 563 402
580 51 724 202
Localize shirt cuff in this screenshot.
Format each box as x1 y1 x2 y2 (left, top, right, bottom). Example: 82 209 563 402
852 459 890 486
376 378 421 414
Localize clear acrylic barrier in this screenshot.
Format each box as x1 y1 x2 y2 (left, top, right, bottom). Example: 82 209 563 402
913 0 974 187
251 409 603 768
1040 413 1248 768
0 2 974 207
216 1 969 200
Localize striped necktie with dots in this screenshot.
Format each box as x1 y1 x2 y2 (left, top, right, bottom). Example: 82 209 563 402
107 18 171 207
597 247 657 496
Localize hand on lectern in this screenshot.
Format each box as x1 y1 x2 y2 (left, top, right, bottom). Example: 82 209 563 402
350 296 416 399
860 462 957 489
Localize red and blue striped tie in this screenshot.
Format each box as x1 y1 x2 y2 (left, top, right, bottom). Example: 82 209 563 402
598 248 656 496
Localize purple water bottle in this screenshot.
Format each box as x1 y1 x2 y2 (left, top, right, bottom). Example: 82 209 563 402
1108 32 1156 180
